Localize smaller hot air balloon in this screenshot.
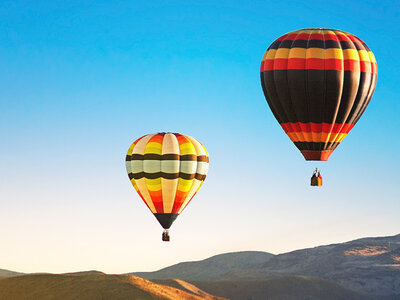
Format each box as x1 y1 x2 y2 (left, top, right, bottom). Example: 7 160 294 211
125 132 209 241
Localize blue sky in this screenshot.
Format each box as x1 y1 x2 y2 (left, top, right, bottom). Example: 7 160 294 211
1 0 399 273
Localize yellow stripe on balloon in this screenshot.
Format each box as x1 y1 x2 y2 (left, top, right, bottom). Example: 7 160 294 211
127 143 136 156
144 143 162 154
325 48 344 60
288 48 306 59
177 178 194 193
306 48 325 59
179 143 196 155
368 51 377 63
274 48 290 59
145 178 162 191
357 50 371 62
286 132 348 143
130 179 140 192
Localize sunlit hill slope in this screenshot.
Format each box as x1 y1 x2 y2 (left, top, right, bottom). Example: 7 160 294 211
0 271 226 300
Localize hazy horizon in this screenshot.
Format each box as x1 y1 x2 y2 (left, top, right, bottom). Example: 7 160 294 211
1 0 399 274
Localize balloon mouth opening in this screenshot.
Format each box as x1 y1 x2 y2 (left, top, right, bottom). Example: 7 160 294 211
301 150 332 161
154 213 179 229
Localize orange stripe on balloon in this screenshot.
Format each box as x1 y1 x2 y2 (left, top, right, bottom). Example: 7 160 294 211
175 133 191 146
148 133 165 144
148 189 163 213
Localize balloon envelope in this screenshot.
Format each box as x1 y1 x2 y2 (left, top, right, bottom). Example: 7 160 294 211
260 28 377 160
125 132 209 229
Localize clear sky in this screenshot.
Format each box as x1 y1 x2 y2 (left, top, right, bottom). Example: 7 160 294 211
1 0 399 274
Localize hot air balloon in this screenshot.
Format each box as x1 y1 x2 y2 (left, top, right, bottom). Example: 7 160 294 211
125 132 209 241
260 28 377 184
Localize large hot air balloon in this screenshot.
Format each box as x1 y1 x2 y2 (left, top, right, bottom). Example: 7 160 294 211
125 132 209 241
260 29 377 163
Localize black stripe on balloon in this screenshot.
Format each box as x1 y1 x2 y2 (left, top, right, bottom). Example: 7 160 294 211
279 40 293 48
195 173 207 181
129 172 206 181
293 142 341 151
126 154 179 161
267 40 282 50
197 155 209 162
126 154 208 162
268 40 357 50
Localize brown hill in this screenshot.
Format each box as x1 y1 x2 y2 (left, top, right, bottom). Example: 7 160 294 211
132 251 273 281
0 268 24 277
221 234 400 296
135 234 400 297
155 276 371 300
0 272 226 300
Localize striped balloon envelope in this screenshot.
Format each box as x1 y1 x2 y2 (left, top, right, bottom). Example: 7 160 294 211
260 28 377 161
125 132 209 240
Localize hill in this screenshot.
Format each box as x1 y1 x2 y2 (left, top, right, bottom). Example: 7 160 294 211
0 272 226 300
131 234 400 298
132 251 273 281
221 233 400 296
155 276 373 300
0 268 24 277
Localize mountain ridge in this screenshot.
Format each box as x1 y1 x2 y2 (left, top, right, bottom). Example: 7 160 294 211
132 233 400 297
2 233 399 299
132 251 274 281
0 268 24 277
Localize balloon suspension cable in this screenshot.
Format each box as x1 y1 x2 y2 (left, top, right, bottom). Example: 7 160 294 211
162 229 170 242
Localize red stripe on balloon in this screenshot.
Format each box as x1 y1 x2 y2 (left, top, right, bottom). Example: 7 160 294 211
281 122 354 134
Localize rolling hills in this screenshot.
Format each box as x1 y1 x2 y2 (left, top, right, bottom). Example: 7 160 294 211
154 276 372 300
133 234 400 298
2 233 400 299
221 233 400 296
0 271 226 300
0 268 24 277
132 251 274 281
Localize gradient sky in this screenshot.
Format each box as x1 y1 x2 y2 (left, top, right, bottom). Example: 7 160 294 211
1 0 399 274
